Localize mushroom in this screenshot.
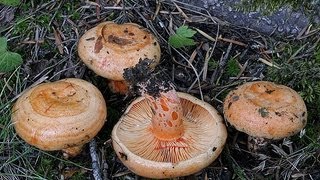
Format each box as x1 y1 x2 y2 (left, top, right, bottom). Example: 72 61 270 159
78 21 161 94
11 78 107 158
223 81 307 151
112 87 227 178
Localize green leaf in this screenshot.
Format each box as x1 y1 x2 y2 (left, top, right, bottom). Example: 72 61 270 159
168 26 197 48
0 0 20 6
168 35 196 48
176 26 197 38
0 51 22 72
0 37 7 52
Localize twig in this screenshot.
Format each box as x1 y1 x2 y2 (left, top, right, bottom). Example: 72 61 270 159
171 0 191 22
258 58 281 69
210 43 233 84
89 139 102 180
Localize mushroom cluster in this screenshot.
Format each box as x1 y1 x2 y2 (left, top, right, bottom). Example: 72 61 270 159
111 62 227 178
78 21 161 94
223 81 307 151
11 19 310 179
11 78 107 157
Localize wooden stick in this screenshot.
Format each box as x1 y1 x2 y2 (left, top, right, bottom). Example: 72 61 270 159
89 139 102 180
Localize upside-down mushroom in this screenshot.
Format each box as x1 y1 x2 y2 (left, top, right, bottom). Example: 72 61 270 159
11 78 107 158
112 70 227 178
78 21 161 94
223 81 307 151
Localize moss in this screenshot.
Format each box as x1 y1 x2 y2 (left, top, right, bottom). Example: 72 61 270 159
236 0 320 19
225 58 241 77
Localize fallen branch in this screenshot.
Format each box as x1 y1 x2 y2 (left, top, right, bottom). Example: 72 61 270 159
89 139 102 180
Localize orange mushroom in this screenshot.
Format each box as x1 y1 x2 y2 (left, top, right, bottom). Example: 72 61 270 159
78 21 161 94
112 85 227 178
223 81 307 151
11 78 107 158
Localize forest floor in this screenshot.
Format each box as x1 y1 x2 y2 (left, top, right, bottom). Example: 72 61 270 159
0 1 319 179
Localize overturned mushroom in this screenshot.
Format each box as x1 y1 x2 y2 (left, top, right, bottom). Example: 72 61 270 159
223 81 307 151
78 21 161 94
11 78 107 158
111 62 227 178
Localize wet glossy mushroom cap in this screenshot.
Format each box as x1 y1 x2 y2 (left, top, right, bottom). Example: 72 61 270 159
223 81 307 139
11 78 107 157
112 92 227 178
78 21 161 81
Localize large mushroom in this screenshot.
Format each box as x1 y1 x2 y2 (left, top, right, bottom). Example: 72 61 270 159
111 62 227 178
223 81 307 151
78 21 161 94
11 78 107 157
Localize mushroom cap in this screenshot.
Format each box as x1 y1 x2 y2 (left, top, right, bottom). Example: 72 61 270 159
78 21 161 81
112 92 227 179
11 78 107 151
223 81 307 139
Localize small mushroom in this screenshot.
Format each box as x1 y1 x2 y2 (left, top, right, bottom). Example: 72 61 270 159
223 81 307 151
78 21 161 94
11 78 107 158
112 88 227 178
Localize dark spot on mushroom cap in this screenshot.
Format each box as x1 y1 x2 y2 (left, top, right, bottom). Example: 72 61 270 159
275 112 281 116
129 32 134 36
153 42 157 46
302 112 306 117
258 107 269 118
212 147 217 152
94 36 103 53
119 152 128 160
231 95 239 102
228 102 233 109
265 89 275 94
107 35 132 46
85 37 95 41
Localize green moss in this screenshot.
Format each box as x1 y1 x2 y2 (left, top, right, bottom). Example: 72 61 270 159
0 0 20 6
236 0 319 18
226 57 241 77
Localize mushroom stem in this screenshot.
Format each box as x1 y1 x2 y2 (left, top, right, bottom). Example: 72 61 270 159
145 89 184 141
62 145 83 159
108 80 129 94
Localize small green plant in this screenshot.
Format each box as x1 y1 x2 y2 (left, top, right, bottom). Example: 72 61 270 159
0 37 23 73
0 0 20 6
208 58 219 70
226 57 241 76
168 26 197 48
